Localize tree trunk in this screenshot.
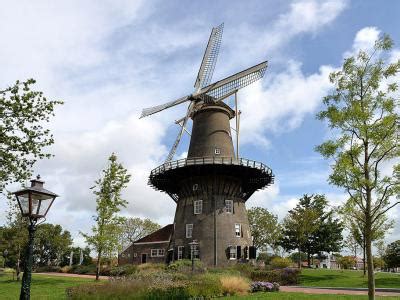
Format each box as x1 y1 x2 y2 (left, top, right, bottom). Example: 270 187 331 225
95 250 101 281
366 214 375 300
298 246 302 269
307 252 311 268
363 237 366 276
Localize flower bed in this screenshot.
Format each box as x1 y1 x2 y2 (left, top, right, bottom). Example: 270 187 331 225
251 281 280 293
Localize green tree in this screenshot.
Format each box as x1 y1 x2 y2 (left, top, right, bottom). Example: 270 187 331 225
280 195 320 269
118 217 160 251
337 255 357 269
82 153 131 280
384 240 400 269
33 223 72 267
280 194 343 267
316 34 400 299
247 207 282 253
0 79 63 193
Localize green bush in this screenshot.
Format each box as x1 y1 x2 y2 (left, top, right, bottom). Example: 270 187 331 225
108 265 137 276
230 263 255 278
35 265 61 273
250 268 300 285
167 259 204 273
270 257 292 269
70 264 97 275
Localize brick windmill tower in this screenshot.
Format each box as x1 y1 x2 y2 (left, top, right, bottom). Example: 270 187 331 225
140 24 274 267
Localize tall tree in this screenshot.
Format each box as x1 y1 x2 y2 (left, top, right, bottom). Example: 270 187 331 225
280 194 343 267
82 153 131 280
316 34 400 299
118 217 161 251
280 195 320 269
247 207 282 254
384 240 400 269
0 79 63 193
33 223 72 267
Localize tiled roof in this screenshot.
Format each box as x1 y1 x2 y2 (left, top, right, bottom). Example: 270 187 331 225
134 224 174 244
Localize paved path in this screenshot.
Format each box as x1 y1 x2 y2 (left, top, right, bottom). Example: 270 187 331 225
35 272 108 280
281 286 400 297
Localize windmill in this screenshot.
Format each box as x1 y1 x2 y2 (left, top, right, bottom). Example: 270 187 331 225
140 23 267 162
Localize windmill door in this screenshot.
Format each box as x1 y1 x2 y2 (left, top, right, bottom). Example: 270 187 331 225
141 253 147 264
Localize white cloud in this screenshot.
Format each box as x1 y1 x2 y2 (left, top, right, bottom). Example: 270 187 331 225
239 61 334 146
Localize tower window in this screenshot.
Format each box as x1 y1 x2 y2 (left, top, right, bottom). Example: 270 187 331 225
214 148 221 155
194 200 203 215
235 223 241 237
186 224 193 238
225 200 233 213
193 184 198 191
229 246 237 259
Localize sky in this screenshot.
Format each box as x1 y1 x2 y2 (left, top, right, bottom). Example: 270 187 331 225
1 0 399 252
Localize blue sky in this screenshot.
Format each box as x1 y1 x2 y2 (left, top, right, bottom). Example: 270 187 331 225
1 0 399 250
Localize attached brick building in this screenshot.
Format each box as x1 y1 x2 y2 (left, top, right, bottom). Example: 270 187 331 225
118 224 174 265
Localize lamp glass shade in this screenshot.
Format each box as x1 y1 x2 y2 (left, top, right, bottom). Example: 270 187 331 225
31 192 55 218
16 191 55 219
16 192 30 216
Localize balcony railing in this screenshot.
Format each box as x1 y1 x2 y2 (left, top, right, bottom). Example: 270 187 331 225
150 157 273 177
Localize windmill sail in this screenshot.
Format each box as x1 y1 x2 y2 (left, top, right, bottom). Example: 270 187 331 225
198 61 268 100
194 23 224 91
140 95 190 118
165 103 194 162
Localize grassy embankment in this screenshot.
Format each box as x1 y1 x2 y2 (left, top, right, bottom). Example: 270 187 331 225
0 270 96 300
300 268 400 288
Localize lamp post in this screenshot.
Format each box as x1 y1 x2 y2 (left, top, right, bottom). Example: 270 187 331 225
189 240 199 272
12 175 58 300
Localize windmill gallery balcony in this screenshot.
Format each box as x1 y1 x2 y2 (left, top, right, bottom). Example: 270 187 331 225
149 157 274 202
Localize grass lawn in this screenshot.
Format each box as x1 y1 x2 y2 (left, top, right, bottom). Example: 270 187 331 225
225 292 400 299
300 269 400 288
0 271 98 300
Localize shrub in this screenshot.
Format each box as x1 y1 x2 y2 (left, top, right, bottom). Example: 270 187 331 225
187 273 223 298
137 263 165 273
167 259 205 273
230 263 255 278
257 253 280 265
108 265 137 276
60 266 72 273
35 265 61 273
250 268 300 285
270 257 291 269
70 264 96 275
251 281 280 293
220 275 250 295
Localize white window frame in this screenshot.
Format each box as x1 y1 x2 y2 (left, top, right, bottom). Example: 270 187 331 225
214 148 221 155
229 246 237 260
177 246 184 260
186 224 193 238
194 200 203 215
151 249 164 257
235 223 241 237
150 249 158 257
225 200 233 213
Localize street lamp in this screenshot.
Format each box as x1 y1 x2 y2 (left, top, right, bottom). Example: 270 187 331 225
189 240 199 272
12 175 58 300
